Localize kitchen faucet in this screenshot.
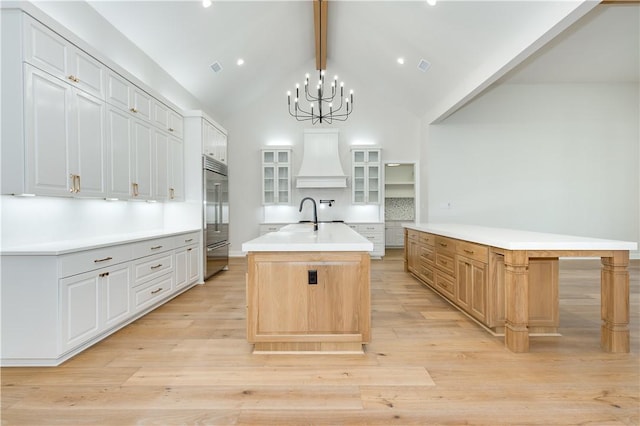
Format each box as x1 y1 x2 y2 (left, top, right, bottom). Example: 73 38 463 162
299 197 318 231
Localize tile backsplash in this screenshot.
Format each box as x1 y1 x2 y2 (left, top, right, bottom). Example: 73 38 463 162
385 197 415 221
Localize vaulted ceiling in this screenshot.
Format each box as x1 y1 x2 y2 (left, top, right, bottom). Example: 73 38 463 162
86 1 639 124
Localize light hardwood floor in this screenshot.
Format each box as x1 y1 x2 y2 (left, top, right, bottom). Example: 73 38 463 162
1 250 638 425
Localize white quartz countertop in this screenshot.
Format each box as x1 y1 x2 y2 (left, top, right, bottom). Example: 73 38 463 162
242 223 374 252
403 223 638 251
1 228 200 256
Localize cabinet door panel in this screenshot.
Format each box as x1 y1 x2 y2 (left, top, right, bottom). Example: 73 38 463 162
106 71 130 111
104 266 131 328
308 262 361 333
255 262 308 334
75 90 106 196
132 120 153 199
68 48 105 99
24 65 73 196
60 273 100 351
174 249 188 290
107 106 132 198
187 246 199 284
169 137 184 201
154 130 169 200
23 16 67 78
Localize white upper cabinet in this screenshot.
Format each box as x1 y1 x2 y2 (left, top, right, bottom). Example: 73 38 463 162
24 64 106 197
106 70 151 120
203 120 227 164
23 14 105 99
352 148 381 204
262 149 291 205
2 10 185 201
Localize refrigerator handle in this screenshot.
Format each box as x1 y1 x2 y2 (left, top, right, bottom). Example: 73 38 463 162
213 182 221 232
217 182 223 232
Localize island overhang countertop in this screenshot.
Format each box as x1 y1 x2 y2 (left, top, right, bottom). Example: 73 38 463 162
403 223 637 251
242 223 374 252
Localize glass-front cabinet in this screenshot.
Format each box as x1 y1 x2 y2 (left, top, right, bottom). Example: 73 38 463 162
351 148 381 204
262 148 291 205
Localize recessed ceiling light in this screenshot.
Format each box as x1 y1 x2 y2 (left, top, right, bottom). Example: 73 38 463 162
202 0 212 8
426 0 437 6
397 57 405 65
236 58 245 66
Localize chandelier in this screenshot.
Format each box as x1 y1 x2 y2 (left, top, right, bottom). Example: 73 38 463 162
286 0 354 124
287 71 354 124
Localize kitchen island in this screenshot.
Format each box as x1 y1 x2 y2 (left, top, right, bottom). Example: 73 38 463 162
242 223 373 353
404 223 637 353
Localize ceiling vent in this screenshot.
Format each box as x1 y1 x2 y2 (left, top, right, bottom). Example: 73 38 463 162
210 61 223 73
417 59 431 73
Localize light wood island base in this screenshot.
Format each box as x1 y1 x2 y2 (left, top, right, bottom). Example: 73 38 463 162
246 251 371 354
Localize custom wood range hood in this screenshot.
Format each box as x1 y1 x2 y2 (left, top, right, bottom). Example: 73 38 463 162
296 129 347 188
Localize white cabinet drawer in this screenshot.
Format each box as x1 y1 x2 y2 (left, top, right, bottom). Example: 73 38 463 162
174 232 200 248
133 252 173 286
259 224 286 235
59 244 132 278
132 274 173 311
131 236 176 259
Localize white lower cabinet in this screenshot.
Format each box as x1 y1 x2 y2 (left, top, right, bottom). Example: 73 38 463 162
347 223 385 257
175 244 199 290
60 263 130 352
0 230 201 366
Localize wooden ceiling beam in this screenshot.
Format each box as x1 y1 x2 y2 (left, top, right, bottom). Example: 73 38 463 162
314 0 328 70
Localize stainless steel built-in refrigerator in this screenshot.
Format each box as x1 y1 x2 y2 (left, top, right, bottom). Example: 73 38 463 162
203 155 229 279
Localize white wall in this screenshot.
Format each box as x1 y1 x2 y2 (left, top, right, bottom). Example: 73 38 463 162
223 60 422 255
422 82 639 257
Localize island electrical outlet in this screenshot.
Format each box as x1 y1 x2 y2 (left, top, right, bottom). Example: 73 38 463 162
308 270 318 285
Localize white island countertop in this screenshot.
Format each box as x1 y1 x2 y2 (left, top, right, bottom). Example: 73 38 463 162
403 223 637 251
242 223 374 252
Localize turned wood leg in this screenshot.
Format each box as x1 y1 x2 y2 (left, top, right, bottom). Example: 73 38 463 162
601 252 630 353
504 250 529 353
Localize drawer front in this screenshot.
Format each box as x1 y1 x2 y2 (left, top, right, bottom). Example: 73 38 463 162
175 232 200 248
435 251 456 276
131 236 176 259
435 270 455 298
133 274 173 310
59 244 132 278
456 240 489 263
406 229 420 242
419 232 434 246
133 253 173 286
259 224 285 235
362 233 384 244
419 245 435 265
418 264 434 286
435 236 456 253
358 224 383 233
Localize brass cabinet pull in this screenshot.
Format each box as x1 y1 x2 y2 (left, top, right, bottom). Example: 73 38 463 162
169 188 175 199
130 107 138 113
185 239 193 243
76 175 81 193
168 127 174 132
94 256 113 263
150 264 163 269
150 245 162 250
439 242 447 247
464 249 474 254
187 248 192 252
99 272 110 278
132 182 139 196
151 287 163 294
67 75 79 83
69 174 76 193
